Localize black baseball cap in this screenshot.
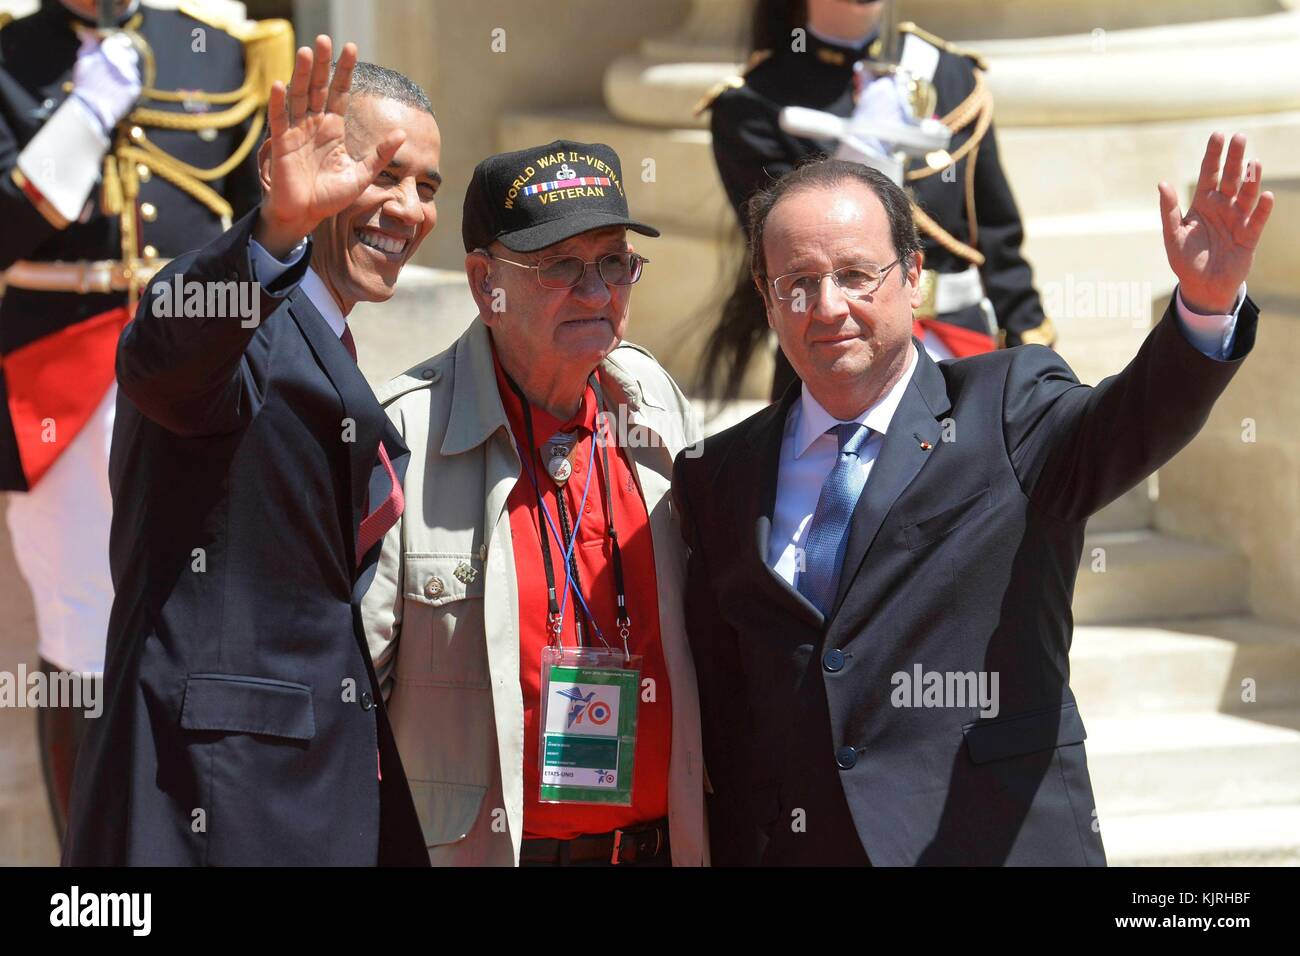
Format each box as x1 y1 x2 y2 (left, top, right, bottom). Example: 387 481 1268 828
461 139 660 253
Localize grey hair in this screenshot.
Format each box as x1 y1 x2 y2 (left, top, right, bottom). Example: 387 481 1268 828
343 61 435 118
284 60 435 119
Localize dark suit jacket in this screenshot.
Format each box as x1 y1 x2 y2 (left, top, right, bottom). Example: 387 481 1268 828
674 298 1258 866
61 209 428 866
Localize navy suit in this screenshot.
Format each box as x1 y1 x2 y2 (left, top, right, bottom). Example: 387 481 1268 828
674 298 1258 865
62 209 428 865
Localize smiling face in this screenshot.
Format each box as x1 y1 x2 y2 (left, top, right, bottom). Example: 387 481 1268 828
471 225 634 383
308 95 441 313
759 182 921 416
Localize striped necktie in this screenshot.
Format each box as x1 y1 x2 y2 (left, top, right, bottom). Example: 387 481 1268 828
341 325 403 565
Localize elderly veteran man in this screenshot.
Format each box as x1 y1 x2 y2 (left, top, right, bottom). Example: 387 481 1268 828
363 140 707 866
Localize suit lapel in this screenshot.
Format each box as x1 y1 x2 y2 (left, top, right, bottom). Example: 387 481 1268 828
740 384 824 628
285 290 388 561
830 345 952 617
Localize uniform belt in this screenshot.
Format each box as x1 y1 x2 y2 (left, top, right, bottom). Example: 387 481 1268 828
915 265 984 318
520 818 670 865
2 258 171 295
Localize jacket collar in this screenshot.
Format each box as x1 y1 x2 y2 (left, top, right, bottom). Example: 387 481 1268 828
734 340 952 627
791 343 920 458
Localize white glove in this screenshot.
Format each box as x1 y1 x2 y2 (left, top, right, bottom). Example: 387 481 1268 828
70 31 142 136
832 69 913 185
835 69 911 162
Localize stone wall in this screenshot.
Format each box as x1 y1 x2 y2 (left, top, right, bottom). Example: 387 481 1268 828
1155 179 1300 627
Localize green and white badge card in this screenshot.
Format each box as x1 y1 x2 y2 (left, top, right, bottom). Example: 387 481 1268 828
538 646 641 806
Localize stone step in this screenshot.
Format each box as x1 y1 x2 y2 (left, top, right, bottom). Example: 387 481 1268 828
996 111 1300 219
1086 709 1300 815
352 265 476 387
1074 530 1247 625
500 105 1300 237
1102 804 1300 866
1070 616 1300 718
1086 482 1153 534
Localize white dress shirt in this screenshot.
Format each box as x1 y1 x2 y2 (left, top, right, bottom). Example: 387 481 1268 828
769 342 919 585
767 284 1246 584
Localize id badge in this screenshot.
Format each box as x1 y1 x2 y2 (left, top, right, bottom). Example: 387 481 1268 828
538 646 641 806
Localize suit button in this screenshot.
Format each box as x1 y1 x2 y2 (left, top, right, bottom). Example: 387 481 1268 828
360 691 373 711
823 649 845 672
424 576 444 598
835 746 857 769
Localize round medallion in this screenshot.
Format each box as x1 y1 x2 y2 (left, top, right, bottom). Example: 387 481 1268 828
547 456 573 483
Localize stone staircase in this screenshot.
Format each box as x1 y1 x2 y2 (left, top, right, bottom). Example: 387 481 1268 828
1071 520 1300 864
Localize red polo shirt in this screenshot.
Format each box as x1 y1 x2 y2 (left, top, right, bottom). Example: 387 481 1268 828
492 350 672 840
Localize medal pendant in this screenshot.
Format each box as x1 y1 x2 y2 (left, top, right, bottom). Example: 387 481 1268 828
547 455 573 484
545 432 577 485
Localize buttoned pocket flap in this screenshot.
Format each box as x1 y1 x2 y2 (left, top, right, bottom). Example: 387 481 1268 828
962 702 1086 765
180 673 315 741
408 780 486 847
403 553 484 608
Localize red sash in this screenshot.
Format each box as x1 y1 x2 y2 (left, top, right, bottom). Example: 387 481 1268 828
3 304 133 488
913 317 996 358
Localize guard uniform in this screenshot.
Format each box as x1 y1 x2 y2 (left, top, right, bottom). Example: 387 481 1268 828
703 23 1054 398
0 0 290 842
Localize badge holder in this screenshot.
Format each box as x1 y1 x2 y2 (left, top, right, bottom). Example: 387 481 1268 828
538 646 641 806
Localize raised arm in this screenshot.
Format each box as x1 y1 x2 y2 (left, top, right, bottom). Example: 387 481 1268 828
1006 132 1273 522
117 36 405 436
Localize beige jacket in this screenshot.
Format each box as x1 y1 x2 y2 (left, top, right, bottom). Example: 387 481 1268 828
362 318 708 866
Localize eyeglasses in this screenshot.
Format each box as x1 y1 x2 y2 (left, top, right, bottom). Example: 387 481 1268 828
487 251 649 290
769 258 904 302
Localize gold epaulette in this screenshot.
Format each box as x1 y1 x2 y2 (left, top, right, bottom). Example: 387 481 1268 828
692 49 772 117
0 11 13 30
101 9 294 232
899 21 988 71
167 2 294 107
232 16 295 91
1018 317 1058 348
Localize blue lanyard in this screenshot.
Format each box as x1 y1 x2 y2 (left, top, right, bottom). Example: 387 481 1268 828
517 426 608 647
504 372 612 649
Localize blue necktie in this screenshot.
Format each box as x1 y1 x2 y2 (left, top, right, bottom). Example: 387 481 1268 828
797 422 873 616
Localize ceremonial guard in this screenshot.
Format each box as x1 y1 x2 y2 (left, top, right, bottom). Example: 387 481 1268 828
700 0 1055 399
0 0 290 843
